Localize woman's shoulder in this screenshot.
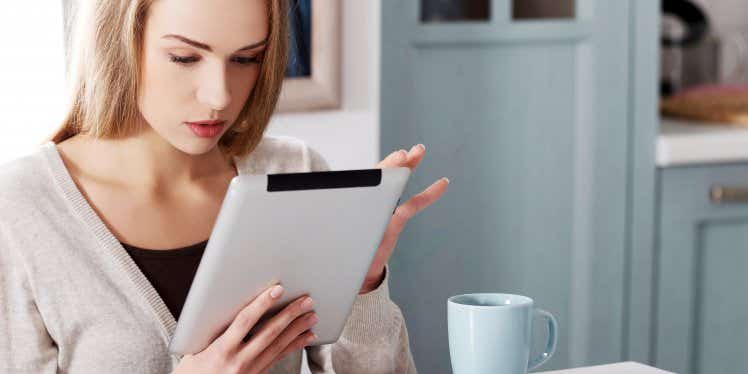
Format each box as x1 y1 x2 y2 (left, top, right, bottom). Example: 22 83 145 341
0 144 53 198
234 134 330 174
0 143 62 231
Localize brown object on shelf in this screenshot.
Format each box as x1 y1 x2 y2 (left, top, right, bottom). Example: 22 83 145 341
660 85 748 125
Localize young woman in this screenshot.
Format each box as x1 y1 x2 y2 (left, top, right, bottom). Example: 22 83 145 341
0 0 448 373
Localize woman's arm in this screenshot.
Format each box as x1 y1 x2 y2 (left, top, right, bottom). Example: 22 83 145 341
0 230 58 373
304 266 417 374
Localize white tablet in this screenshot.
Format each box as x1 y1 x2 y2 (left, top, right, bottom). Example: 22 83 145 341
169 167 411 355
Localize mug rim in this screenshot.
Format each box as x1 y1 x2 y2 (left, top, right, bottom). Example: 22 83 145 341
448 293 534 309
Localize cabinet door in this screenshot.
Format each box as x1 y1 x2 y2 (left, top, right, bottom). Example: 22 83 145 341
381 0 658 372
656 164 748 374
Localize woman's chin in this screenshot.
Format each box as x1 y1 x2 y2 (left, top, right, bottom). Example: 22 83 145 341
171 137 220 156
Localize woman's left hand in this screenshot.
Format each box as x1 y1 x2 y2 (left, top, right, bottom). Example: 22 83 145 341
359 144 449 294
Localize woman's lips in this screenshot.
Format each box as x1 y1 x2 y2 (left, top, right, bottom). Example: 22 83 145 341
185 120 226 138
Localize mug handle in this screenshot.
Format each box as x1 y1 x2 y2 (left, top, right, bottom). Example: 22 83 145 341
528 308 558 371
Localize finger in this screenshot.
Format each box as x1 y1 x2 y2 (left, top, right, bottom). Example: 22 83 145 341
394 177 449 222
247 312 318 371
377 178 450 253
259 330 317 373
239 296 315 362
376 144 427 170
375 149 408 169
404 144 426 170
213 284 285 351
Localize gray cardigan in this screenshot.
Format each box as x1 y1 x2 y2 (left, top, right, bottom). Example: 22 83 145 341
0 135 417 373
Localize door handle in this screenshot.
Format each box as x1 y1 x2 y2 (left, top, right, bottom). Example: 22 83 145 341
710 185 748 203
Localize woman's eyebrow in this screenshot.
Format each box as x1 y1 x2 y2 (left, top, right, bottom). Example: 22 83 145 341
161 34 268 52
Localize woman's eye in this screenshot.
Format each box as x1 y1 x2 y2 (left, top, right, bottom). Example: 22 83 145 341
167 53 260 66
169 54 199 65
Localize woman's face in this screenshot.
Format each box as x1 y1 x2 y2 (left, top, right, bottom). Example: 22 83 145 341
137 0 269 155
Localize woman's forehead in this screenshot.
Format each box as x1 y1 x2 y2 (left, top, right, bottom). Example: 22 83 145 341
146 0 269 52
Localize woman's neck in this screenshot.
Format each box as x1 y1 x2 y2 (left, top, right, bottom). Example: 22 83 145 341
58 129 237 194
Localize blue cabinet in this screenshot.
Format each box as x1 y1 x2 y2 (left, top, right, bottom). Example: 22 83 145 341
655 164 748 374
380 0 659 372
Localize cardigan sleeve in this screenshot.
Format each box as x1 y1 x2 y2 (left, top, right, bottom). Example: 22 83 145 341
0 229 58 373
304 266 417 373
305 143 331 172
302 144 417 373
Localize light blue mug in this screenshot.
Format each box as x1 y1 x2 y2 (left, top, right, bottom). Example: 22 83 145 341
448 293 557 374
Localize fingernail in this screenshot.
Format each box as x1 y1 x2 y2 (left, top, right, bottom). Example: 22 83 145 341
270 285 284 299
398 149 408 158
418 144 426 151
443 177 450 184
301 297 314 311
309 313 319 324
306 333 317 345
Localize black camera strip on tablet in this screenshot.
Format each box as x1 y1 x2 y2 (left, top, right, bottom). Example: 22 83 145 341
267 169 383 192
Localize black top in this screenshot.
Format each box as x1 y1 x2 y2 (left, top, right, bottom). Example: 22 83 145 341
122 240 208 320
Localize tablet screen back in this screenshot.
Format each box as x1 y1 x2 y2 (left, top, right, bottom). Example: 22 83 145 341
169 167 410 355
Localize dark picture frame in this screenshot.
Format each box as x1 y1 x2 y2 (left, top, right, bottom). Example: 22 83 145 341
277 0 341 112
286 0 311 77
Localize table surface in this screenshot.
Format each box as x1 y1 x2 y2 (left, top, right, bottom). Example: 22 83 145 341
537 361 674 374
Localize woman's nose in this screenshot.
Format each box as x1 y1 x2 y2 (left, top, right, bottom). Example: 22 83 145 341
196 63 231 112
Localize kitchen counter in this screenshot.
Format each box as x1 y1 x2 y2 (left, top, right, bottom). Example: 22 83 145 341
657 118 748 167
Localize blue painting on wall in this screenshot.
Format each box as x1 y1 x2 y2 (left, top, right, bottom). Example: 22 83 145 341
287 0 311 77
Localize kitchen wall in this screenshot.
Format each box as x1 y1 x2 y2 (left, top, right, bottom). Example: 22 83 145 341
267 1 381 170
691 0 748 83
693 0 748 34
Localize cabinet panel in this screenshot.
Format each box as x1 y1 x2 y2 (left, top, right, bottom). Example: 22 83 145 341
382 0 659 372
698 222 748 373
656 164 748 374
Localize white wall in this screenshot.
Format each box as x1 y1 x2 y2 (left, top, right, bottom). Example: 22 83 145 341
268 1 381 170
0 2 67 164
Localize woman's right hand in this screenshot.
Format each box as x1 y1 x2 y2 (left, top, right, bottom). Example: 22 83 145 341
173 285 318 374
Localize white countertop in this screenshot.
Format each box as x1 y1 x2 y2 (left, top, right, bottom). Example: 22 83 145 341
538 361 674 373
657 118 748 167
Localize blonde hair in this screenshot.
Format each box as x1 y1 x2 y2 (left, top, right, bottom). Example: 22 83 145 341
52 0 288 157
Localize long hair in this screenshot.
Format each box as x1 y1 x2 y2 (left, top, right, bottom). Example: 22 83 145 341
52 0 288 158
